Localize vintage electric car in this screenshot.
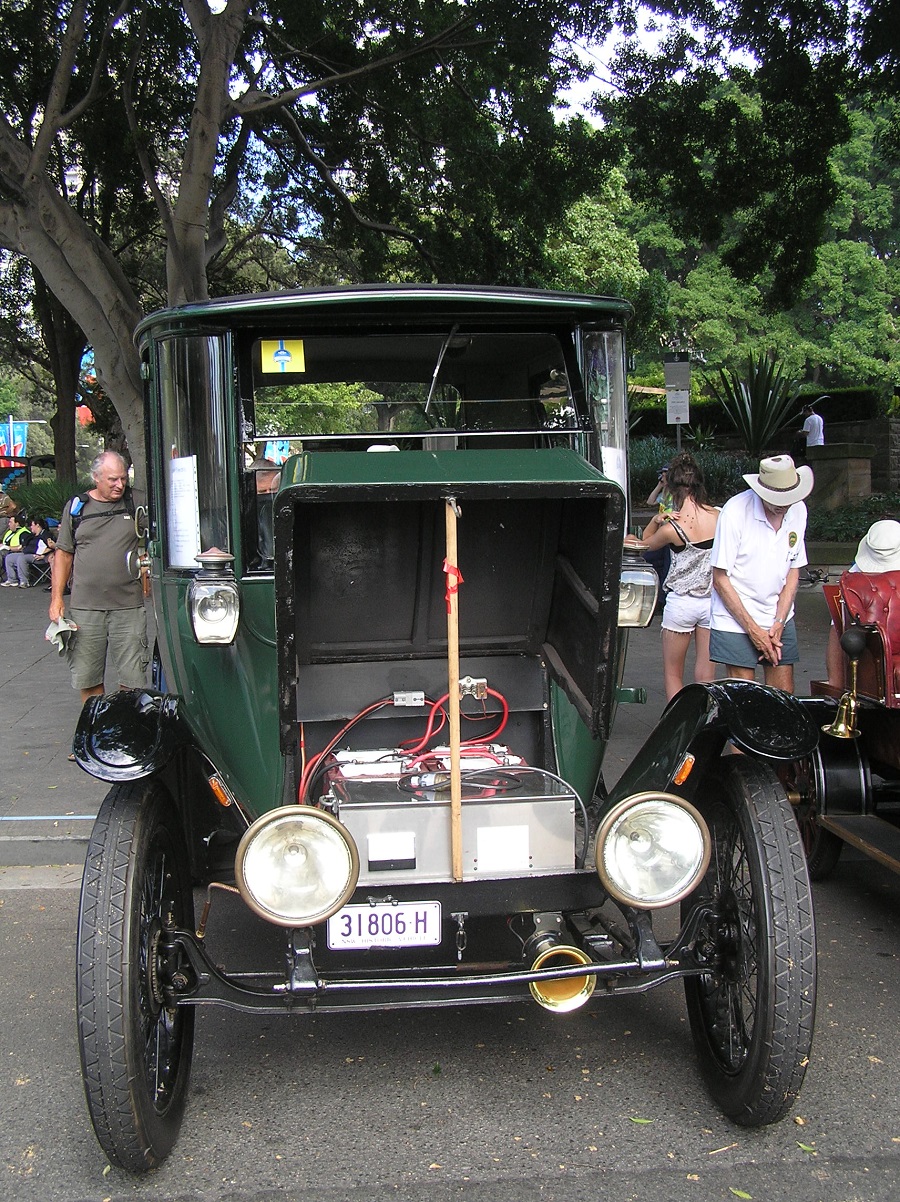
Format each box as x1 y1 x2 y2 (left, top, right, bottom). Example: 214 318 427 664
74 286 819 1171
789 571 900 878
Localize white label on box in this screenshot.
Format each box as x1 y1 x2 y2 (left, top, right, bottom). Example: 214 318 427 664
368 830 415 863
476 825 529 872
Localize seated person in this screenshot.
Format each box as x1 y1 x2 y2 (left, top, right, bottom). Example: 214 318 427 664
31 519 57 588
3 516 49 587
0 512 28 582
826 520 900 687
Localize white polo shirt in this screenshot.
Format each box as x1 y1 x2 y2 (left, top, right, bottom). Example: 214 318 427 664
710 489 808 632
803 413 824 446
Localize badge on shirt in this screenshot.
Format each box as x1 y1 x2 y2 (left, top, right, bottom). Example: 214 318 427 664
789 531 798 547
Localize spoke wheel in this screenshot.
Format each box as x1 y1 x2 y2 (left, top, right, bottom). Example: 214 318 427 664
76 780 195 1171
684 758 816 1126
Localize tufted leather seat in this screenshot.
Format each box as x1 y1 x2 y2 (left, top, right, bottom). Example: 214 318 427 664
836 570 900 705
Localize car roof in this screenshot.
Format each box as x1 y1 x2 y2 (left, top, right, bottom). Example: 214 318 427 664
135 284 631 343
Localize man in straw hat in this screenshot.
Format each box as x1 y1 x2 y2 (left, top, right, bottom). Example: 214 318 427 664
709 454 814 692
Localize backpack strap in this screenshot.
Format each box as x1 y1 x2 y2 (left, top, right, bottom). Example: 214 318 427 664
70 486 135 536
68 492 91 534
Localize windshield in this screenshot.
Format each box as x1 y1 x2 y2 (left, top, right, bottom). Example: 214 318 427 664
246 332 587 453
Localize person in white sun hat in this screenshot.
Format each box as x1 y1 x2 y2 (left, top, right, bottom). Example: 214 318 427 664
825 519 900 687
709 454 814 692
852 519 900 573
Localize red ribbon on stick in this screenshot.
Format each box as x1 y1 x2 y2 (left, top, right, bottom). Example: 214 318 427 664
443 557 464 613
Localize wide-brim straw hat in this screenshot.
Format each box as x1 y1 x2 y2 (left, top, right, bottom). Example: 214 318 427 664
855 520 900 573
743 455 814 506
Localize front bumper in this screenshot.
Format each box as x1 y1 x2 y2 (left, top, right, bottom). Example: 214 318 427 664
159 896 716 1016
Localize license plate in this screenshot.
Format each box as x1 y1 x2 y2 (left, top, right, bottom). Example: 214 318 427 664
327 901 442 949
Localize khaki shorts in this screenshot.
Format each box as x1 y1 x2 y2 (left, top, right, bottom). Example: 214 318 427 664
65 607 150 691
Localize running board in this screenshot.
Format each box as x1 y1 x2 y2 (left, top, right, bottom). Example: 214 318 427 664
820 815 900 875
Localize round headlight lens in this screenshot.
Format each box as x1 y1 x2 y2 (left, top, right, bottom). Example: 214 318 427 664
595 793 710 909
188 578 240 644
236 806 359 927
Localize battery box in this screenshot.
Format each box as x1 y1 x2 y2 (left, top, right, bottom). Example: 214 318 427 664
325 748 577 884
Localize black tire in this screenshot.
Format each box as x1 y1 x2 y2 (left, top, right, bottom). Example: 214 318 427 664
684 758 816 1126
76 779 195 1171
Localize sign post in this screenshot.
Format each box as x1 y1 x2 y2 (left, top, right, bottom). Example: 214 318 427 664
663 353 691 452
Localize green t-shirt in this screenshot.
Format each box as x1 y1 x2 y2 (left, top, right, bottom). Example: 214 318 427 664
57 493 144 610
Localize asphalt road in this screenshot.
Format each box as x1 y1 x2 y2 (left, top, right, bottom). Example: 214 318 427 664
3 577 900 1200
1 856 899 1202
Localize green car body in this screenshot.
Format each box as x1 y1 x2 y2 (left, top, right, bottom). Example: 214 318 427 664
73 285 822 1172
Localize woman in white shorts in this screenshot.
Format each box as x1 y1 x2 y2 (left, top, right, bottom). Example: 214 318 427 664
626 453 720 700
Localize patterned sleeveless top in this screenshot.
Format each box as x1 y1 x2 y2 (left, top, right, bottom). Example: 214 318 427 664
663 518 714 598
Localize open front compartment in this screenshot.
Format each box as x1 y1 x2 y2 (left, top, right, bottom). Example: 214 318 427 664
273 455 623 887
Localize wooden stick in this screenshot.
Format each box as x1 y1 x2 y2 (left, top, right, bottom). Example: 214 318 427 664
445 498 463 881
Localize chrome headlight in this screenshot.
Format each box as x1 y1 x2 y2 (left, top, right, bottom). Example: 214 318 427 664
189 550 240 644
618 552 658 628
236 806 360 927
595 792 710 909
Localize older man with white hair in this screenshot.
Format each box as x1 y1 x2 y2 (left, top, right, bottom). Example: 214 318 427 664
49 450 149 713
709 454 814 693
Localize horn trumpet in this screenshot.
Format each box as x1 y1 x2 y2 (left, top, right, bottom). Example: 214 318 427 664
528 942 596 1012
822 689 861 740
823 623 867 740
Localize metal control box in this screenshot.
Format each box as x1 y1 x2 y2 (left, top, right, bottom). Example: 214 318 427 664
332 769 577 884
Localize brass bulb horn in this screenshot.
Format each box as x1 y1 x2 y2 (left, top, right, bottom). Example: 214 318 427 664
823 624 867 740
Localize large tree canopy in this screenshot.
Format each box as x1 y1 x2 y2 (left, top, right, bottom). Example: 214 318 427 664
0 0 621 470
599 0 900 309
0 0 897 470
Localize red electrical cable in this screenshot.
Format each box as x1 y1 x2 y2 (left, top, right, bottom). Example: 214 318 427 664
299 688 510 802
404 687 509 758
462 687 508 745
402 694 450 756
298 697 393 803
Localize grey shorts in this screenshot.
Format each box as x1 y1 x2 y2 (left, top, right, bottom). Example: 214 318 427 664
65 607 150 691
709 619 799 669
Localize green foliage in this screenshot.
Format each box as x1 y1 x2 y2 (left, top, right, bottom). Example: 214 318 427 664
685 421 717 451
706 354 803 458
806 494 900 542
629 434 675 494
617 91 900 392
543 170 661 347
692 448 757 505
627 393 733 438
602 30 852 309
255 383 385 437
6 477 90 523
0 372 21 414
629 435 755 506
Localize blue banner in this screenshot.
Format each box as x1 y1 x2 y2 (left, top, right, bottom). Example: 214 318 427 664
0 420 28 461
263 439 292 465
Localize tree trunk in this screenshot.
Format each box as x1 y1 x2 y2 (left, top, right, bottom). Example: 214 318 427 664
32 273 85 486
0 178 145 482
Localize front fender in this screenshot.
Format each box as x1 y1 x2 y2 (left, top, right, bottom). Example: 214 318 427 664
607 680 819 805
72 688 191 782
